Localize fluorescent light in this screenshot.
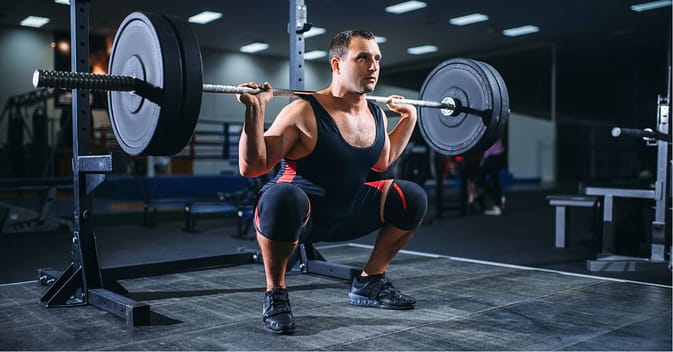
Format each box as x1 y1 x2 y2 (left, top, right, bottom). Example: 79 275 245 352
502 25 540 37
240 42 269 53
449 13 489 26
20 16 50 28
631 0 671 11
407 45 438 55
54 0 70 4
304 50 327 60
375 36 387 43
188 11 222 24
304 26 326 38
385 1 427 14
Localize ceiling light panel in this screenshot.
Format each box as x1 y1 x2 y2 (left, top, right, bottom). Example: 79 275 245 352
20 16 50 28
630 0 672 12
385 1 427 14
304 50 327 60
449 13 489 26
188 11 222 24
407 45 438 55
502 25 540 37
240 42 269 53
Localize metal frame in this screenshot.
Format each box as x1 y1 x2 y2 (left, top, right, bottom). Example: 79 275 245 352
546 195 600 248
584 72 671 272
287 243 360 280
38 0 260 326
289 0 308 93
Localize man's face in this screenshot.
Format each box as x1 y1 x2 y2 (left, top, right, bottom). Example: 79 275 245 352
340 37 381 94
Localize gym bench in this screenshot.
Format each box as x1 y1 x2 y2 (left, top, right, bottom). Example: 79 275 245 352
184 201 253 235
546 195 600 248
143 196 253 233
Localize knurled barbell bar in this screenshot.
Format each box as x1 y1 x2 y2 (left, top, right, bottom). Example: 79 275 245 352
33 70 459 111
32 11 509 157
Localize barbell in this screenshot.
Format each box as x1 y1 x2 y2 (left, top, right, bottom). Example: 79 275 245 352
32 11 510 157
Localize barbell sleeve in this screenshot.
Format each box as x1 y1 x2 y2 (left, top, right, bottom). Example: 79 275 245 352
34 69 456 113
611 127 672 143
365 95 455 110
33 69 138 92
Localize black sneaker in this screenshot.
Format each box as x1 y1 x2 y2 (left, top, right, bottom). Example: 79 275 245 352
262 287 295 334
349 274 416 310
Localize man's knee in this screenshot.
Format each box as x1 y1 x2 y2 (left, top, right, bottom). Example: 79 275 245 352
383 179 428 230
255 183 309 242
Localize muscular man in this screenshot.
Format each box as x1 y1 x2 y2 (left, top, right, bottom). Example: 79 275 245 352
237 30 427 334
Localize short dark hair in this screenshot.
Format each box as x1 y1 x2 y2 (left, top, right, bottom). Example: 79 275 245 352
328 29 376 60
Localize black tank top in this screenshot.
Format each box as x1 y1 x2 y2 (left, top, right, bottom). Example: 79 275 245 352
261 95 385 221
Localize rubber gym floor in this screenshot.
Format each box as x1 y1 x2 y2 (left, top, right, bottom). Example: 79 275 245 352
0 184 671 350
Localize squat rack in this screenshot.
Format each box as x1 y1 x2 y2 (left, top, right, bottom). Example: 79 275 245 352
38 0 353 326
584 66 672 272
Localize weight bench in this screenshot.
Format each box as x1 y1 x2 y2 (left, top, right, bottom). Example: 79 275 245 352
546 195 600 248
136 175 257 231
0 177 74 234
142 197 251 233
184 201 253 235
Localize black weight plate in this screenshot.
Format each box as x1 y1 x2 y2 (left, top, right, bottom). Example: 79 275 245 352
418 58 499 156
162 14 203 155
470 59 502 152
479 60 510 143
472 59 505 150
108 12 184 156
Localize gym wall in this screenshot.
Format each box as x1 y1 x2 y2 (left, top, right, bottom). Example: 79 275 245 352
0 27 54 146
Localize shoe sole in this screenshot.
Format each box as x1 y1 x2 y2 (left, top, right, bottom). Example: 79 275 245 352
263 325 295 335
262 316 296 335
348 293 415 310
263 321 295 335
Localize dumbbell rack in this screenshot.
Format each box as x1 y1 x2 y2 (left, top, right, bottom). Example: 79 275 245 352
37 0 259 326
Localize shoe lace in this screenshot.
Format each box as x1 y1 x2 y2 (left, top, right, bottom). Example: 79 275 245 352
373 279 401 299
265 289 291 316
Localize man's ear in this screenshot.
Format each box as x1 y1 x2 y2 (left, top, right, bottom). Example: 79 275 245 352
330 57 340 74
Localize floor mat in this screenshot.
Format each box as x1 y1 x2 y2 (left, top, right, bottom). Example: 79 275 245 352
0 244 670 350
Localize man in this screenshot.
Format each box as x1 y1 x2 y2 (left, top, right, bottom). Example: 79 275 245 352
237 30 427 334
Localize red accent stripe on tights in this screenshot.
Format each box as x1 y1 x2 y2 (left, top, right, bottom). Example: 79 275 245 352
364 180 387 192
393 182 408 210
254 206 261 233
303 195 312 226
277 161 297 183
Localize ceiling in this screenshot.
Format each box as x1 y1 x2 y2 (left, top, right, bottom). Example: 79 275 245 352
0 0 670 72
